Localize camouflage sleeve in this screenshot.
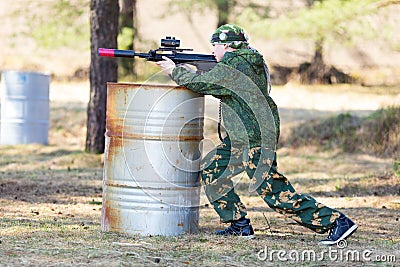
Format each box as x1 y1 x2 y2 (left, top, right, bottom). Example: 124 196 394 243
171 63 235 97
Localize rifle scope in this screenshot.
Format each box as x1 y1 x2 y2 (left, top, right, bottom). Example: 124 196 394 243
161 36 180 48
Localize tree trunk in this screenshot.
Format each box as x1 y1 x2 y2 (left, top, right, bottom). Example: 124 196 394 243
298 38 354 84
120 0 134 30
305 0 326 83
216 0 231 27
86 0 119 154
311 38 326 82
119 0 137 78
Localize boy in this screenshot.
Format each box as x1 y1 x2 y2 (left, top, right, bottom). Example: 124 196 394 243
156 24 357 245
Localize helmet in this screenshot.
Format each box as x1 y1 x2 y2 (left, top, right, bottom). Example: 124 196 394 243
210 24 249 49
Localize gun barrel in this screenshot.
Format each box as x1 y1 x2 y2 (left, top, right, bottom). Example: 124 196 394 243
98 48 136 58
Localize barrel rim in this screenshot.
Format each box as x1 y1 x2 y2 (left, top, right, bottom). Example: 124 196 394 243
107 82 189 90
1 70 51 78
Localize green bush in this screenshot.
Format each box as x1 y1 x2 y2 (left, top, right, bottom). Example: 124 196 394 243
283 113 363 152
27 1 89 49
394 159 400 178
283 105 400 157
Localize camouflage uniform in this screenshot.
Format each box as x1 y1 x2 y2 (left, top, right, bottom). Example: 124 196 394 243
170 25 340 234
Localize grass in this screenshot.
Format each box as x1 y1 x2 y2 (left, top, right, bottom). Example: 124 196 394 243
282 105 400 159
1 94 399 266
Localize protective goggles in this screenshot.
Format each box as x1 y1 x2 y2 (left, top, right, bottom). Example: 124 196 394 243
210 32 247 44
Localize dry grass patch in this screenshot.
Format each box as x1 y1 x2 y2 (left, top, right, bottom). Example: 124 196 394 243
1 142 398 266
1 99 399 266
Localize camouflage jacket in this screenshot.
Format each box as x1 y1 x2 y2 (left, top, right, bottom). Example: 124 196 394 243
171 48 280 149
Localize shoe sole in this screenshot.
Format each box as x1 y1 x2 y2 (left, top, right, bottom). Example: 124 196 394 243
238 234 255 240
319 224 358 246
215 234 255 239
217 235 256 239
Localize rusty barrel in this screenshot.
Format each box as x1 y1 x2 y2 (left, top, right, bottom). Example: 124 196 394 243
101 83 204 236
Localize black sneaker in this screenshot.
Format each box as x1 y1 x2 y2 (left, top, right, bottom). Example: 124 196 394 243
319 213 358 245
214 217 255 239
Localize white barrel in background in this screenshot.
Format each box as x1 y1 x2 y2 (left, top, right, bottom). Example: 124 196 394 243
101 83 204 236
0 71 50 145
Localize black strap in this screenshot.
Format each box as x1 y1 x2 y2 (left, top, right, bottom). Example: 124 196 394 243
218 99 224 142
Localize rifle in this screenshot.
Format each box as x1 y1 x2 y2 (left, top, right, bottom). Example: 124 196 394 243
98 36 217 72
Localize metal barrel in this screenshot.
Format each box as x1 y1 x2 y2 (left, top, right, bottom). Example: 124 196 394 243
0 71 50 145
101 83 204 236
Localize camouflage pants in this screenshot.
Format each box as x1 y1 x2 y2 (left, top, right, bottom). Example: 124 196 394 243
200 137 341 234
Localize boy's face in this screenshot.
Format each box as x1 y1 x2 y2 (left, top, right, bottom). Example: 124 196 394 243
212 44 228 62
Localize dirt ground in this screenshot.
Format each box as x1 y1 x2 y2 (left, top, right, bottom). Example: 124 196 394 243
0 82 399 266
